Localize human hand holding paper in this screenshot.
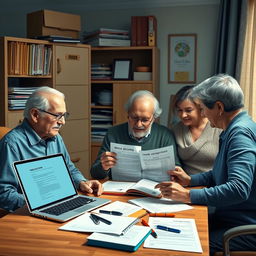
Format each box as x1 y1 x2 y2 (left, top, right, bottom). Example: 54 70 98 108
100 151 117 171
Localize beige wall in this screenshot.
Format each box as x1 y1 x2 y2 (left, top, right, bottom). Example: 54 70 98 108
0 3 219 125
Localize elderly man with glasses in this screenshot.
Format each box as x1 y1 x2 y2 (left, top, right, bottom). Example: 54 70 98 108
90 90 180 181
0 87 102 212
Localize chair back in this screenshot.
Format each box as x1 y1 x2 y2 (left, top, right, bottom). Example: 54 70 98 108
0 126 11 140
0 126 11 217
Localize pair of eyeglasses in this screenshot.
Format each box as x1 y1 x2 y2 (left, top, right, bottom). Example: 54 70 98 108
128 115 154 125
38 109 70 120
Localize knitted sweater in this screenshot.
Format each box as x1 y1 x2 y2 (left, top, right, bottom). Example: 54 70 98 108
172 121 221 174
90 122 180 180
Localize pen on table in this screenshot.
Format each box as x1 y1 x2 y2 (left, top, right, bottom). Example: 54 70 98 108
156 225 181 233
149 213 175 217
90 213 100 225
99 210 123 216
90 213 112 225
141 219 157 238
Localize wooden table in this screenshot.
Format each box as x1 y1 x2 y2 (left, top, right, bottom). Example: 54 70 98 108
0 194 209 256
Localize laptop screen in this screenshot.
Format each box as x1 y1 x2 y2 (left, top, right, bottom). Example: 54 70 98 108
13 154 77 211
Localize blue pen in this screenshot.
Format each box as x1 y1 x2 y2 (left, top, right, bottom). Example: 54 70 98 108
90 213 112 225
99 210 123 216
156 225 181 233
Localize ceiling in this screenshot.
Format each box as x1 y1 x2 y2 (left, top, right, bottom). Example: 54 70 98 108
3 0 220 11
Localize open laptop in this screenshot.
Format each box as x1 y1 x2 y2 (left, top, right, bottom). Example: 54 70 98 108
13 153 110 222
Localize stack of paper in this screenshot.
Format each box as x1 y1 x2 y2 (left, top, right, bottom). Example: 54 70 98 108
59 212 139 235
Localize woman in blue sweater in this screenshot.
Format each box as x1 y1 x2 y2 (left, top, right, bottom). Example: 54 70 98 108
156 74 256 255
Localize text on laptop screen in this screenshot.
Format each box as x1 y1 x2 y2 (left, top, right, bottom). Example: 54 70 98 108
15 155 77 210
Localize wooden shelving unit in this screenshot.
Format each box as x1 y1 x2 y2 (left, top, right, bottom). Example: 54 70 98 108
90 46 159 163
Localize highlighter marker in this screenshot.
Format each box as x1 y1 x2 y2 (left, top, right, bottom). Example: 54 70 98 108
141 219 157 238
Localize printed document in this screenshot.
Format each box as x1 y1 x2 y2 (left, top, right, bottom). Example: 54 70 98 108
110 142 175 182
110 143 141 181
140 146 175 181
144 217 202 253
128 197 193 213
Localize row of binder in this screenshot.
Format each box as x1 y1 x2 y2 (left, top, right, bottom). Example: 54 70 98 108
8 42 52 76
131 16 157 46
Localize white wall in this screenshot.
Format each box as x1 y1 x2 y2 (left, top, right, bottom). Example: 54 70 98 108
0 3 219 125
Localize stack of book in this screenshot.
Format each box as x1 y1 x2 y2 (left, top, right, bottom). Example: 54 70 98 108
8 87 38 110
91 64 112 80
91 109 112 142
83 28 131 47
35 35 81 43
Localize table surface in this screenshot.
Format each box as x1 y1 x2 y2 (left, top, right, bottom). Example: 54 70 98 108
0 194 209 256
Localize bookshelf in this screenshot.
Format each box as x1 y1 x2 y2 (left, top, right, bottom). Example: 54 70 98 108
0 37 53 128
90 46 159 163
0 37 91 178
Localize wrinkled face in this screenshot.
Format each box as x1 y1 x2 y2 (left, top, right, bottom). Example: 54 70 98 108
176 99 203 127
198 100 220 128
128 97 155 138
31 94 67 139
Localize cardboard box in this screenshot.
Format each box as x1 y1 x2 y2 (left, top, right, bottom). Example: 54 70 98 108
27 9 81 39
133 72 152 81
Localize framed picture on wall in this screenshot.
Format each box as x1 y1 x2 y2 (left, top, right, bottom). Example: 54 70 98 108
112 59 132 80
168 34 197 84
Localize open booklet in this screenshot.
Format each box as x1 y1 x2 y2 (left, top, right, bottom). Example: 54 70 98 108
103 178 162 198
110 142 175 182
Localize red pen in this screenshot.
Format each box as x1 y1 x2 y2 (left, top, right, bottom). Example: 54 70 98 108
141 219 157 238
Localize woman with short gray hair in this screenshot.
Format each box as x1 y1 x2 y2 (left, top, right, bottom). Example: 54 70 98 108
156 74 256 255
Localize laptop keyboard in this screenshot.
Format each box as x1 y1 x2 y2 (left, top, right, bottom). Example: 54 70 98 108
41 197 96 216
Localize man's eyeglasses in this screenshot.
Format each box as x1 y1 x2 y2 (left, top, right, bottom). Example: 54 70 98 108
38 109 70 120
128 115 154 125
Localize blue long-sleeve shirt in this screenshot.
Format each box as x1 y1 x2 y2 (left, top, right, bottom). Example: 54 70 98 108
190 111 256 226
0 119 86 212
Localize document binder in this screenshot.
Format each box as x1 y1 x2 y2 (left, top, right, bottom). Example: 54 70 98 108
148 15 157 46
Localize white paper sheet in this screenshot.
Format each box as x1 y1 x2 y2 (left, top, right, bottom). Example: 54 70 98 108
140 145 175 181
144 217 203 253
110 142 142 181
128 197 193 213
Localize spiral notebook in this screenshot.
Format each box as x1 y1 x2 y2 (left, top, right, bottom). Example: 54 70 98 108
59 212 140 235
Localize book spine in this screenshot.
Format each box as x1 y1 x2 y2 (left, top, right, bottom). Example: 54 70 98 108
131 16 137 46
136 16 142 46
141 16 148 46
